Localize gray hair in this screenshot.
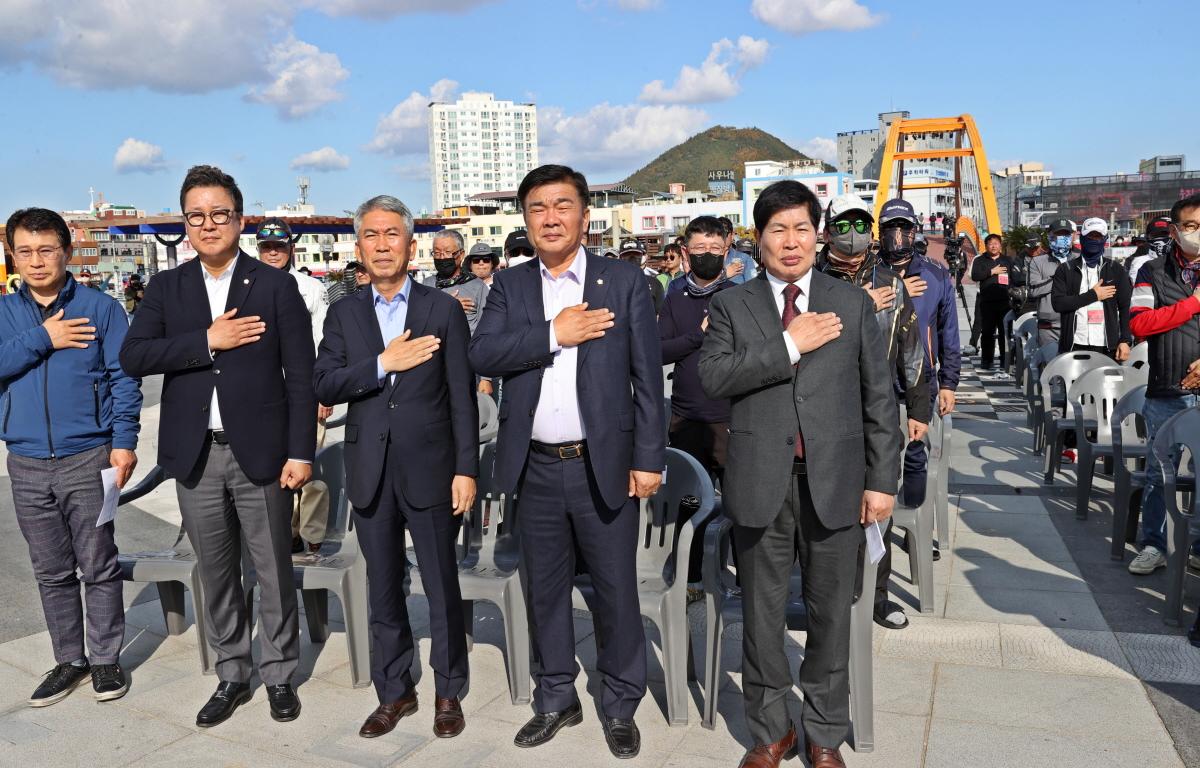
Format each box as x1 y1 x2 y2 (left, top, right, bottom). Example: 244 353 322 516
432 228 464 251
353 195 415 241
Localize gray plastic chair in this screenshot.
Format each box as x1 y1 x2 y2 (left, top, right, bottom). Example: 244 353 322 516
1154 406 1200 627
1070 367 1146 517
1024 342 1059 430
456 442 531 705
117 466 213 674
1035 351 1108 456
291 442 371 688
477 391 499 444
927 411 953 554
572 448 716 727
889 487 936 614
1008 312 1037 376
1110 386 1149 560
700 510 880 751
1123 341 1149 370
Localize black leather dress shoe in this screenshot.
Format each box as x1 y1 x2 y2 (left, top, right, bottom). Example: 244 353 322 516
196 682 252 728
267 683 301 722
601 716 640 759
513 701 583 748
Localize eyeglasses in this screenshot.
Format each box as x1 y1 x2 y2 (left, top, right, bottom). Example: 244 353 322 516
257 226 288 240
1175 221 1200 234
833 219 870 235
13 246 63 261
184 209 235 227
469 256 494 263
432 249 463 258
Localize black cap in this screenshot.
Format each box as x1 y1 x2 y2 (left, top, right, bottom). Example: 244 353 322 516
256 216 293 243
619 239 646 255
734 238 755 253
345 261 364 272
879 198 918 225
1046 218 1074 234
1146 216 1171 239
504 230 533 254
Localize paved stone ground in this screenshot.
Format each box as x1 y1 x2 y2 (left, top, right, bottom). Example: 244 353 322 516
0 289 1197 767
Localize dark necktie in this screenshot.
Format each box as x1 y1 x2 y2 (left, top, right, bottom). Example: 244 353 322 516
781 283 805 459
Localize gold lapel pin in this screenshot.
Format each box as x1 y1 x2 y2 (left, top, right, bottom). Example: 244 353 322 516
243 279 250 284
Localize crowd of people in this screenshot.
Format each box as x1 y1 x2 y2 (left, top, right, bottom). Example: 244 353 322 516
2 161 1198 768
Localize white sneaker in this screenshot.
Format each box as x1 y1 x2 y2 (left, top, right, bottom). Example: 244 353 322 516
1129 546 1167 575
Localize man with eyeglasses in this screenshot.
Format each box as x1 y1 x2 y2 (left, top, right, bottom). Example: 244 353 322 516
818 195 930 631
1125 192 1200 577
1 207 142 708
121 165 316 728
423 229 488 335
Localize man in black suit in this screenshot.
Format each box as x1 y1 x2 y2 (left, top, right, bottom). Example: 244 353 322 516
313 195 478 741
698 181 899 768
119 165 316 727
469 165 665 759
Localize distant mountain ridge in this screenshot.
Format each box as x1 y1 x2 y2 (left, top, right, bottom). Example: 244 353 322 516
620 125 834 196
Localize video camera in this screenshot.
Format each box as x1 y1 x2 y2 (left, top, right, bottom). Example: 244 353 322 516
943 234 966 276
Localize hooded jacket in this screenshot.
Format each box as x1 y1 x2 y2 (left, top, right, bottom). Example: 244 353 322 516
1050 255 1133 354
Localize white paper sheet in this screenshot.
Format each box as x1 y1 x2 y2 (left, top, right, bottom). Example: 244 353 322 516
96 467 120 527
866 521 886 564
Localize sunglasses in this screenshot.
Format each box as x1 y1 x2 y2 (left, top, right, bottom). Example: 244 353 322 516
257 226 288 239
832 219 870 235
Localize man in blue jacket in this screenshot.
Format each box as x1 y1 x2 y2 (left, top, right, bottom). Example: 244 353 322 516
1 208 142 707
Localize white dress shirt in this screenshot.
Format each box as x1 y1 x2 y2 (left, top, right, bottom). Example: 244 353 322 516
532 248 587 443
289 267 328 348
765 267 812 364
203 255 238 430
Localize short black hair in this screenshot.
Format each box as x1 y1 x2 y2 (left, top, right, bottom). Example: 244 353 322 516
345 261 364 272
684 215 726 244
984 233 1002 245
662 242 683 257
716 216 734 237
518 164 589 209
180 164 244 215
1170 192 1200 223
752 180 822 233
6 207 71 252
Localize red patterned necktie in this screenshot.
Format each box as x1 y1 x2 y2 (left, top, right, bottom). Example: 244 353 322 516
781 283 805 459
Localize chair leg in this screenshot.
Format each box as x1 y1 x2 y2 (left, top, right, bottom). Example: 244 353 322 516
302 588 330 643
702 595 724 730
1075 447 1095 520
1164 513 1188 627
659 604 689 727
849 570 875 752
1043 424 1059 483
501 582 532 705
342 564 372 688
916 509 935 614
1111 466 1131 561
157 581 188 636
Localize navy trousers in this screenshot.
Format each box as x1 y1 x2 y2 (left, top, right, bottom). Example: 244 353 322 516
518 449 646 719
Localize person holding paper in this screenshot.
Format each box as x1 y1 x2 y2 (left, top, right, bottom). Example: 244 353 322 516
0 208 142 707
698 180 900 768
1050 217 1132 360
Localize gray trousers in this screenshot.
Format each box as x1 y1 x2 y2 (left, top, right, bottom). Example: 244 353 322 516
9 444 124 665
1037 325 1060 349
177 442 298 685
733 471 863 750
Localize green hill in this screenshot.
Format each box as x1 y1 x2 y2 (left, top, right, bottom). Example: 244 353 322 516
620 125 834 196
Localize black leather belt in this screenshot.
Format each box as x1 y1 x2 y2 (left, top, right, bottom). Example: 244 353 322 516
530 440 586 460
791 458 807 476
207 429 229 446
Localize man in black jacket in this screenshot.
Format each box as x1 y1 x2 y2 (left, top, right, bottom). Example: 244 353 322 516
120 165 316 728
970 233 1023 370
1050 217 1132 360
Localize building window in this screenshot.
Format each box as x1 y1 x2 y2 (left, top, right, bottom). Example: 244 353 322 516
816 183 828 195
471 227 483 236
489 226 502 235
642 217 655 229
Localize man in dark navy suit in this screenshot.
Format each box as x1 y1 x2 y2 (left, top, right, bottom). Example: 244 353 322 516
120 165 316 728
313 195 478 741
469 165 665 759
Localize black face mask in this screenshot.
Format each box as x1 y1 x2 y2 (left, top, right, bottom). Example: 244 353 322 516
879 224 915 265
689 252 724 280
433 258 458 279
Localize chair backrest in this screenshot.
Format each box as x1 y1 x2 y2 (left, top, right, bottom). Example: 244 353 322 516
1013 313 1037 341
1111 384 1147 454
1149 406 1200 506
1025 342 1059 392
1039 352 1109 412
463 442 518 569
477 391 498 444
312 442 350 545
1123 341 1149 370
1068 366 1138 445
636 448 716 586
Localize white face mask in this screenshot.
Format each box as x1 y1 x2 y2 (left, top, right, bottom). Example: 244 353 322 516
1176 228 1200 257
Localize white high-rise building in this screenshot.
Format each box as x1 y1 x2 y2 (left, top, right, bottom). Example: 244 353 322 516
428 92 539 212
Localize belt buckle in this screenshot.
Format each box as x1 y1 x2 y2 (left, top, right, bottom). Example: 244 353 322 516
557 443 582 460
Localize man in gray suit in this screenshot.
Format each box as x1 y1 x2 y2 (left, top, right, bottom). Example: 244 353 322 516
699 180 899 768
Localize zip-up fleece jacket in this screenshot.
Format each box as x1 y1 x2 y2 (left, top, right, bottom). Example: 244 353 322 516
0 274 142 459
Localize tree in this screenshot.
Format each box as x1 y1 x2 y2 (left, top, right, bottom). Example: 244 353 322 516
1001 224 1044 257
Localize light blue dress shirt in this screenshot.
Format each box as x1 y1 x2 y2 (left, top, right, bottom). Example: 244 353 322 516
373 278 413 382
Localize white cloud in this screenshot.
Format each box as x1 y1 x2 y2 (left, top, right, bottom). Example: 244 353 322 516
366 79 459 155
796 136 838 166
309 0 497 16
245 36 348 119
640 36 769 104
616 0 660 9
113 138 167 174
539 102 708 172
394 162 431 181
290 146 351 172
751 0 881 34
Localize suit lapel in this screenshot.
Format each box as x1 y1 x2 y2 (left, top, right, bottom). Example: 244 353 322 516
223 252 257 313
741 273 780 340
351 287 386 355
180 259 212 329
578 254 610 370
521 257 546 327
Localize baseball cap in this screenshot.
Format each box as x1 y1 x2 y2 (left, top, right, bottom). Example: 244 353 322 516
879 198 918 225
734 238 755 253
1146 216 1171 239
256 216 292 243
468 242 496 260
1081 217 1108 237
504 230 533 254
602 248 619 259
1045 218 1075 234
826 193 874 224
619 239 645 255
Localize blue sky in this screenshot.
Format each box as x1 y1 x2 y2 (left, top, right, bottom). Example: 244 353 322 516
0 0 1194 218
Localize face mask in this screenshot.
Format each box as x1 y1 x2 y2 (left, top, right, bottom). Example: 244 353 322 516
688 252 724 281
1176 229 1200 257
830 229 872 261
1149 238 1170 258
433 258 458 279
1080 237 1106 265
879 225 915 264
1050 234 1072 259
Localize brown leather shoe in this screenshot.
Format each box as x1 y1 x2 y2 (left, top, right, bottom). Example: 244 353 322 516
738 727 796 768
806 741 846 768
433 697 465 738
358 693 418 738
